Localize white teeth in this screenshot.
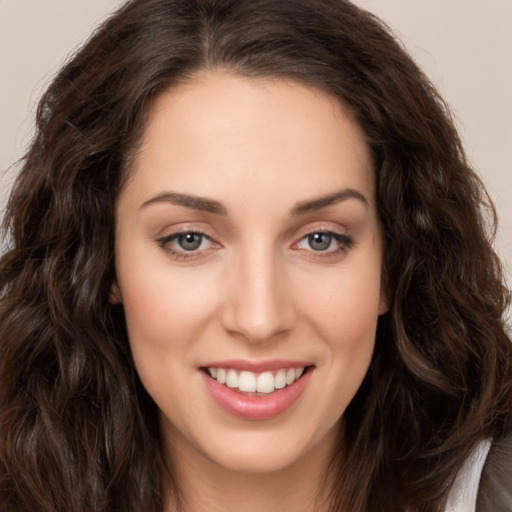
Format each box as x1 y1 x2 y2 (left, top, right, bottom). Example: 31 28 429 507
238 371 257 392
226 369 238 388
274 369 287 389
256 371 274 393
207 366 306 394
217 368 226 384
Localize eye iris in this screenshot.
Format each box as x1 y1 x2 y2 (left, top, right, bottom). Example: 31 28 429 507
308 233 332 251
178 233 202 251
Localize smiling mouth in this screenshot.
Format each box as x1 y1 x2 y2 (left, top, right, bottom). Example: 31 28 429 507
202 366 311 395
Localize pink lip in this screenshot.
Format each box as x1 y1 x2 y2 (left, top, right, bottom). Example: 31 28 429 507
200 363 313 421
201 359 313 372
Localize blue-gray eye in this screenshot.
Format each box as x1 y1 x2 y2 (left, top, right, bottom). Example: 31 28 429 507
177 233 203 251
307 232 334 251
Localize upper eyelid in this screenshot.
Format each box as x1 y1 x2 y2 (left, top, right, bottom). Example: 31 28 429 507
158 227 347 241
158 230 214 246
154 222 351 245
156 224 217 240
295 230 352 245
293 225 350 240
300 227 345 235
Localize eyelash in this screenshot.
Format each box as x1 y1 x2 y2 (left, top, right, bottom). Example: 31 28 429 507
157 231 217 261
157 229 353 262
292 230 353 260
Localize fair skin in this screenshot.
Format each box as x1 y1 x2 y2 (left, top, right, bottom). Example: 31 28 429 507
113 71 387 512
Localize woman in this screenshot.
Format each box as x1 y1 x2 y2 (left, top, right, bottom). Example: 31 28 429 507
0 0 510 511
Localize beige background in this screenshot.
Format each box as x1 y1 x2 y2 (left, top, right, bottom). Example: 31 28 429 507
1 1 511 294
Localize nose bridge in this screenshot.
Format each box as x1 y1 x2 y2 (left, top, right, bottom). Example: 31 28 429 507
222 239 295 343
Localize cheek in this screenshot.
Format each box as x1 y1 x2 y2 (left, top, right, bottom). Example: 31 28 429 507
116 252 221 367
304 262 382 341
117 264 216 414
287 264 380 438
297 253 382 392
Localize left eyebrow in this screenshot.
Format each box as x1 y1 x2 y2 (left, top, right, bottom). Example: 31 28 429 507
290 188 369 216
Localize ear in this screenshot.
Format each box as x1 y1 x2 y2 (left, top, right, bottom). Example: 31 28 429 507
378 291 389 315
378 276 389 315
377 264 390 315
109 281 122 304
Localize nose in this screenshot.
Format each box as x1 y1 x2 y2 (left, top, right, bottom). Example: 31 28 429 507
220 244 297 344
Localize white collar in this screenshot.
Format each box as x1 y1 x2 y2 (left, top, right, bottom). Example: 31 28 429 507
444 438 492 512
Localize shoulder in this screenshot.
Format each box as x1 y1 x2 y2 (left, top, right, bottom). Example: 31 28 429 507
476 433 512 512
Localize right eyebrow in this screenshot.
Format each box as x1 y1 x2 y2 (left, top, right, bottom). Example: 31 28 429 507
140 192 227 215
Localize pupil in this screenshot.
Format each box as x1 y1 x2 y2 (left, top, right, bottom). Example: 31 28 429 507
309 233 331 251
179 233 202 251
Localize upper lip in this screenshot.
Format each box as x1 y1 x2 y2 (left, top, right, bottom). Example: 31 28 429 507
200 359 314 372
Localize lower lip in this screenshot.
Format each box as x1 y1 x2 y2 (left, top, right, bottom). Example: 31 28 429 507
201 369 313 421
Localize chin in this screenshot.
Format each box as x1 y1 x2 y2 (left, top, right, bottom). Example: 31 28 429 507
210 446 303 474
188 419 340 476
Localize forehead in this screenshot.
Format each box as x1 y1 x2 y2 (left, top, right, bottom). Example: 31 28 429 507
122 71 375 209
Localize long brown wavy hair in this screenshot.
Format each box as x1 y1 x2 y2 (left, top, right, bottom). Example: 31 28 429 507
1 1 511 511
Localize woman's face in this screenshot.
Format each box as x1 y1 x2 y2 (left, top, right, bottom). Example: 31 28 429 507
113 72 387 475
